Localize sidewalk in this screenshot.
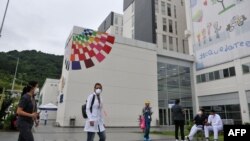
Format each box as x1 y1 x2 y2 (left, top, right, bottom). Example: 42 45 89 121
0 121 177 141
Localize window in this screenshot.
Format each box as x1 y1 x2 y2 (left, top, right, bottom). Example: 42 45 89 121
214 71 220 80
161 1 166 15
175 21 178 35
201 74 206 82
163 18 167 32
242 63 250 74
167 3 171 17
169 36 173 51
209 72 214 81
176 38 178 51
163 35 167 49
169 19 173 33
174 5 177 18
223 68 229 78
181 0 184 6
155 0 159 13
229 67 236 76
197 75 201 83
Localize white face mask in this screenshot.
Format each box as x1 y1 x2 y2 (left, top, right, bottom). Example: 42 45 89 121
34 88 39 95
198 111 202 115
95 88 102 94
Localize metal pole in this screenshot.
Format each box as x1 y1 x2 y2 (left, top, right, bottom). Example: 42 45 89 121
0 0 10 37
11 57 19 93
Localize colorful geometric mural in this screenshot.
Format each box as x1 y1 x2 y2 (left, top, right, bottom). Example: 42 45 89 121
65 28 115 70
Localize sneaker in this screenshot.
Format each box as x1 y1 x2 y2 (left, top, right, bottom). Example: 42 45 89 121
185 136 190 141
205 138 209 141
175 140 179 141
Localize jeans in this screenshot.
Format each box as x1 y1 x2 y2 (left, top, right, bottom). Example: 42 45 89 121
87 131 106 141
144 121 151 139
174 120 185 140
17 121 34 141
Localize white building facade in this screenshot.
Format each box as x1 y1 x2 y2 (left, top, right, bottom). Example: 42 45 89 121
185 0 250 124
56 26 159 127
39 78 59 120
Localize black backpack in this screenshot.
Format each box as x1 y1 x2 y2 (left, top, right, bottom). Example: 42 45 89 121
82 95 95 119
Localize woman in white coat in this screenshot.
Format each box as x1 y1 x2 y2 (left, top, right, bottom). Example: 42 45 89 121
84 83 106 141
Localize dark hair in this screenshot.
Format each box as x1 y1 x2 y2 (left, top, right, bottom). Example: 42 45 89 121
175 99 180 104
210 109 216 113
94 83 102 89
21 81 38 96
200 108 205 113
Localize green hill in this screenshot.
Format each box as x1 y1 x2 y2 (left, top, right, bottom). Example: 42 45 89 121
0 50 63 92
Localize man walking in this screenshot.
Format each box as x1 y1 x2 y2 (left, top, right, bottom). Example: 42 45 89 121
142 100 153 141
172 99 185 141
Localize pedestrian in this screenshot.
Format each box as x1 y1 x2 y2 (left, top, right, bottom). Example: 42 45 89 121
172 99 185 141
84 83 106 141
142 100 153 141
16 81 40 141
204 110 223 141
186 108 207 141
43 111 48 126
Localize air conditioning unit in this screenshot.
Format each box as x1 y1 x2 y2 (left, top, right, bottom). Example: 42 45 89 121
184 30 191 38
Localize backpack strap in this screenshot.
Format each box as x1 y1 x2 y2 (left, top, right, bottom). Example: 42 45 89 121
90 95 95 113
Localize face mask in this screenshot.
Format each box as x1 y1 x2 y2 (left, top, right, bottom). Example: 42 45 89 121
198 111 202 115
34 88 39 95
95 88 102 94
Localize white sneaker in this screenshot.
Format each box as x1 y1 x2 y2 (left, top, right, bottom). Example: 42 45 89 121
175 140 179 141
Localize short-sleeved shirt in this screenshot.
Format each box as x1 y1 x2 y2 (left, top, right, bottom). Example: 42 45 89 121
194 114 207 126
18 94 36 123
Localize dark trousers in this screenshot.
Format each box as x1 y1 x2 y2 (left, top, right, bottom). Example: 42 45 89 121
44 120 47 125
87 131 106 141
144 121 151 139
174 120 185 140
17 121 34 141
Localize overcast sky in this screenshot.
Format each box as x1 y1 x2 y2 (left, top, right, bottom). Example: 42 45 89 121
0 0 123 55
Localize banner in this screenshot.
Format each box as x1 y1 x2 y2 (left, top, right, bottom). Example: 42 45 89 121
190 0 250 70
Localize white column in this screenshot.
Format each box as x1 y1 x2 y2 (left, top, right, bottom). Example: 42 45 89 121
234 59 250 123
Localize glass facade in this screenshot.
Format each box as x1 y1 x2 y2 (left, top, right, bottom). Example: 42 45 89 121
158 62 193 125
202 105 242 124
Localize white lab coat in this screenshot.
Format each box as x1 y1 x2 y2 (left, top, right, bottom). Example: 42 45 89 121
84 93 105 132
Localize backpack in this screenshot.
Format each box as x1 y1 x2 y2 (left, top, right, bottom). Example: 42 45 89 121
82 95 95 119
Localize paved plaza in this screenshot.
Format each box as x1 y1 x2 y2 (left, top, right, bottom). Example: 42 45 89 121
0 121 176 141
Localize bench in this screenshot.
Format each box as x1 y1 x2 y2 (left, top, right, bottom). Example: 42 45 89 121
195 119 234 141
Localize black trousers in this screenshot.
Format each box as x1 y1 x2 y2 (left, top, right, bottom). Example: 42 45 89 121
174 120 185 140
17 121 34 141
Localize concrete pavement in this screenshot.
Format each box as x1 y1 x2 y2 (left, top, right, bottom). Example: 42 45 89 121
0 121 177 141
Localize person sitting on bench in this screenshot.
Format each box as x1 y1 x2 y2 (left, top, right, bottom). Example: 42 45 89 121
186 108 207 141
204 110 223 141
